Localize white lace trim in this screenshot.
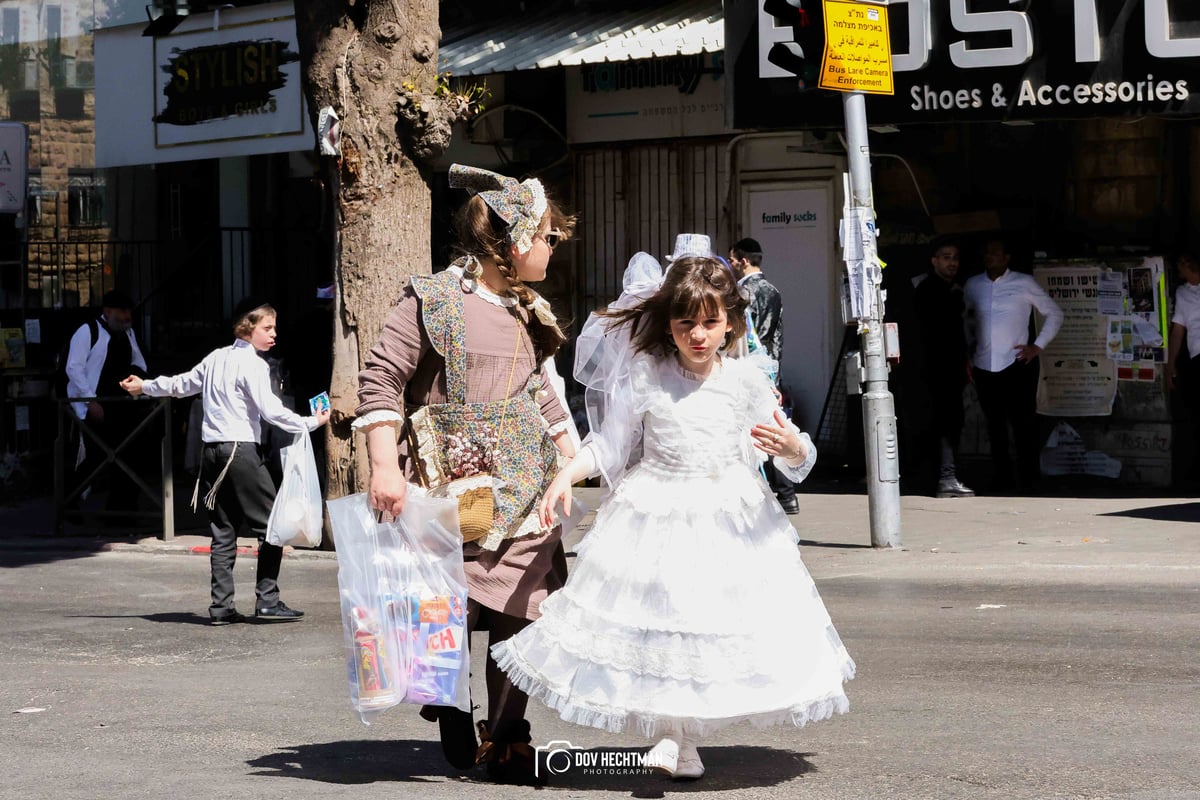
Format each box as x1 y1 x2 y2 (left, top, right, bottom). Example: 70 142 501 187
428 475 506 500
448 265 517 308
508 595 856 683
493 641 851 739
546 420 570 436
350 409 403 431
477 509 547 551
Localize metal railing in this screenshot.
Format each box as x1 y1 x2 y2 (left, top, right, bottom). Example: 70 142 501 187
53 396 175 540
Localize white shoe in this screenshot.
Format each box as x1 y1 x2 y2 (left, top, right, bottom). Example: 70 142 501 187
646 735 680 776
673 742 705 780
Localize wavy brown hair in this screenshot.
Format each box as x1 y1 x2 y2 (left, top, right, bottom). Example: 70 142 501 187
600 256 748 355
451 193 577 360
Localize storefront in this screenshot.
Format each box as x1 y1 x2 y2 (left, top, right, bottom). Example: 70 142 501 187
93 0 323 374
726 0 1200 488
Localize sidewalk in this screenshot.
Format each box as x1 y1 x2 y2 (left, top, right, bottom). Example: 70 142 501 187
3 486 1198 569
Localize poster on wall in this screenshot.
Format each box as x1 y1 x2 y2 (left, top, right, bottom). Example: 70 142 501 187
152 15 306 147
1034 265 1116 416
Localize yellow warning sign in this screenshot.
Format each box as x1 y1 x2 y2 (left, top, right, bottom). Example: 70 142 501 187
818 0 893 95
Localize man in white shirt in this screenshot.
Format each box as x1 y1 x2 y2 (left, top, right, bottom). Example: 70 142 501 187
963 237 1063 492
65 290 150 517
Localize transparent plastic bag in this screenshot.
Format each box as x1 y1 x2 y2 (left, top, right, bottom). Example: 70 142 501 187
266 431 323 548
328 490 471 725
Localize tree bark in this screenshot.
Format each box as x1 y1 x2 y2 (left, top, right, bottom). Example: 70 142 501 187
294 0 461 524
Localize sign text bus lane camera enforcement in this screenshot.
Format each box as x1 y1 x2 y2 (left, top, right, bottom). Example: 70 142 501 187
819 0 894 95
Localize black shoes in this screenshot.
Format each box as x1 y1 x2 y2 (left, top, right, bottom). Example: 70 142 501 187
210 611 246 626
779 496 800 515
255 601 305 621
477 719 545 786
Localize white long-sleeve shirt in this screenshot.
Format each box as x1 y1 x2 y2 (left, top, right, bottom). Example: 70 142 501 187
1172 283 1200 359
964 269 1064 373
140 339 317 444
65 316 148 420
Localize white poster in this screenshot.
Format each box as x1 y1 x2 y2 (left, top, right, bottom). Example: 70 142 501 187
744 183 838 433
152 16 306 147
1035 265 1116 416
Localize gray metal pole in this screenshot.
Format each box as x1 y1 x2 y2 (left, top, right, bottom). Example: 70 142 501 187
842 91 902 548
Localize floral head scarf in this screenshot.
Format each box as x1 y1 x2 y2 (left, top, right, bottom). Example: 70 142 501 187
448 164 549 255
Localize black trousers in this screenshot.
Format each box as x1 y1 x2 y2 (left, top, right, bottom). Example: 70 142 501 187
764 460 797 503
73 401 149 513
927 379 966 483
201 441 283 618
973 359 1042 490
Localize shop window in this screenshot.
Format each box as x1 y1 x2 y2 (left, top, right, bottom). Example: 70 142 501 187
1 9 18 46
8 90 39 121
55 87 84 119
68 172 105 228
26 175 44 227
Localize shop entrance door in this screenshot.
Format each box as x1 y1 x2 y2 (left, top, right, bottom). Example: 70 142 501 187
740 180 839 433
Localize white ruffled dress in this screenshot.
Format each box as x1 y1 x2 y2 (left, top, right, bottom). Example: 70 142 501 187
491 353 855 739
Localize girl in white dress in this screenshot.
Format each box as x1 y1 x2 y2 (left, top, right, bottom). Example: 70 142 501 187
491 255 855 781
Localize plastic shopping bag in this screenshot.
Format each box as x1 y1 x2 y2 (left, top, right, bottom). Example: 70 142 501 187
266 431 323 548
328 490 471 725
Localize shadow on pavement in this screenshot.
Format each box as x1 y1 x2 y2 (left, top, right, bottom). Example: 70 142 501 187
66 612 213 626
247 741 813 791
246 740 453 784
797 539 873 549
1099 502 1200 523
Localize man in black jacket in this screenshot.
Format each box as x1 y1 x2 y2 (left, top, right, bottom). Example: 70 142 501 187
913 239 974 498
730 237 798 513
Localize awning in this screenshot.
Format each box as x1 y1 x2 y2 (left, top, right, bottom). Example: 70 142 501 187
439 0 723 76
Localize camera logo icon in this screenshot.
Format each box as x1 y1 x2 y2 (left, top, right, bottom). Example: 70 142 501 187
534 740 582 777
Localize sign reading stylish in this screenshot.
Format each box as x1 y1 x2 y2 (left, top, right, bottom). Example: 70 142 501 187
737 0 1200 126
153 16 305 147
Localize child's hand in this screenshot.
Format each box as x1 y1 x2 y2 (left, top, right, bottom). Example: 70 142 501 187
751 408 805 461
537 472 574 530
119 375 143 396
314 409 331 427
369 464 408 518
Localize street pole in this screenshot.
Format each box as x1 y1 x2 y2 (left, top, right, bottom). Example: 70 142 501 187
842 90 902 548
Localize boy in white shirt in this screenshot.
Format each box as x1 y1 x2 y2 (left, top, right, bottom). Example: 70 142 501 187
121 299 331 625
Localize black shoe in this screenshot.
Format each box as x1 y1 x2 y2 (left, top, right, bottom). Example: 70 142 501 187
420 705 478 770
779 497 800 515
478 719 546 786
255 602 304 621
210 611 246 626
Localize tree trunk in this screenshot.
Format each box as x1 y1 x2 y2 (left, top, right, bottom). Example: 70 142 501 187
294 0 461 526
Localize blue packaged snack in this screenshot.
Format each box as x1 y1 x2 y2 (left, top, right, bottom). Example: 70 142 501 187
404 591 468 705
309 391 331 414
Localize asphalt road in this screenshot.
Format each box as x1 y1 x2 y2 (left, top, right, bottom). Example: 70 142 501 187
3 492 1199 800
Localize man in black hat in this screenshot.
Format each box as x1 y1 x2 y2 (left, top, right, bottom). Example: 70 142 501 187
65 290 150 517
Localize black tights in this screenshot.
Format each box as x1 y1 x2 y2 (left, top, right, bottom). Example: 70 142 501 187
467 599 532 727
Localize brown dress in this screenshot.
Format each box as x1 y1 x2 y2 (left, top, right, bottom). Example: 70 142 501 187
356 277 571 621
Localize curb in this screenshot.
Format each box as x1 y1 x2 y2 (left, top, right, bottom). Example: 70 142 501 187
0 538 339 560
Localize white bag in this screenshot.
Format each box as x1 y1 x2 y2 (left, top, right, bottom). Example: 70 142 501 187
266 431 323 548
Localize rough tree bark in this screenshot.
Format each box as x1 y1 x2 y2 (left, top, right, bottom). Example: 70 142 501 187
293 1 471 523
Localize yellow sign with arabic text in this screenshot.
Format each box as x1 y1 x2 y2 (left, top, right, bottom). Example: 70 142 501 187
818 0 893 95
